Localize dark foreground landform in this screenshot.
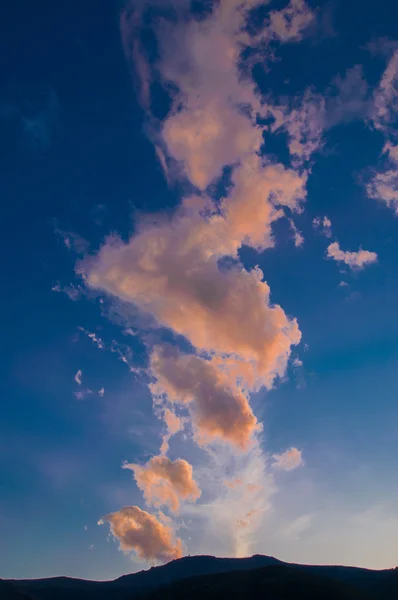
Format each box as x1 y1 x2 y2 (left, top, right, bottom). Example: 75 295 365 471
3 554 398 600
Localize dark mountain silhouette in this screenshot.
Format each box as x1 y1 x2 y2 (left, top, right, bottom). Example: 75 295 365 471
0 579 34 600
135 565 376 600
5 555 398 600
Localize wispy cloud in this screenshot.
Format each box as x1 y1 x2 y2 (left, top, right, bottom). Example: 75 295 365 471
78 327 105 350
271 65 370 167
52 281 83 301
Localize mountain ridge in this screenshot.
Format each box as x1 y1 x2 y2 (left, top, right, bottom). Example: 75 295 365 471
4 554 397 600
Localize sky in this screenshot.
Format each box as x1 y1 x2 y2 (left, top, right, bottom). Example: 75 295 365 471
1 0 398 581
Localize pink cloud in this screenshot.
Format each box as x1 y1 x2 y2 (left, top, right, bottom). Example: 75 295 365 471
124 456 201 513
272 447 304 471
99 506 183 562
326 242 378 270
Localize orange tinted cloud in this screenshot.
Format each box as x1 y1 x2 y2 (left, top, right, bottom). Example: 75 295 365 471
87 1 306 395
124 456 201 513
86 203 301 391
150 346 259 450
326 242 378 270
272 447 303 471
156 0 263 189
163 408 182 436
223 155 307 251
99 505 183 562
154 0 314 189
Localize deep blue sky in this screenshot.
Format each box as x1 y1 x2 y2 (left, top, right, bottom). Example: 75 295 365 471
1 0 398 580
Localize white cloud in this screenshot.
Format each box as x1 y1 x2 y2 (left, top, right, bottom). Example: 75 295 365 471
74 370 83 386
52 281 82 301
78 327 105 350
182 444 277 558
